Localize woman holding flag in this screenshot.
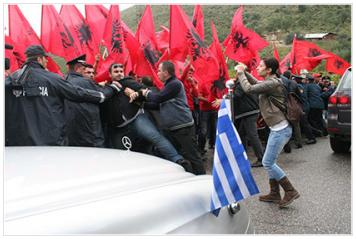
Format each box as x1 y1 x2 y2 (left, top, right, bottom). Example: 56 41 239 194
235 57 300 208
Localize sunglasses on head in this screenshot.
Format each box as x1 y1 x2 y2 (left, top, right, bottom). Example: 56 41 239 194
112 64 124 69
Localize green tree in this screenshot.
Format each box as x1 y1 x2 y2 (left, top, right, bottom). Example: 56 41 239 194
298 5 306 13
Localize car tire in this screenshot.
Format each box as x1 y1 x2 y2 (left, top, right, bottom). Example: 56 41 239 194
330 137 351 153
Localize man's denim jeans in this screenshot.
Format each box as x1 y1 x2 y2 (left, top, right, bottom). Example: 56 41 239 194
262 125 292 180
129 113 182 163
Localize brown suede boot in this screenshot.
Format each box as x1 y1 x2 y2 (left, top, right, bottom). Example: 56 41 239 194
278 176 300 208
259 179 281 203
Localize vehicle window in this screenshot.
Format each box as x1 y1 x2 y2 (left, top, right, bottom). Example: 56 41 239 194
338 69 351 90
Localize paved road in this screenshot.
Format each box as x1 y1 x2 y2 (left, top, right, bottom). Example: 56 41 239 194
204 136 351 234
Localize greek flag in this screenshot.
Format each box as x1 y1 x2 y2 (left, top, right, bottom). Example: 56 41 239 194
210 99 259 215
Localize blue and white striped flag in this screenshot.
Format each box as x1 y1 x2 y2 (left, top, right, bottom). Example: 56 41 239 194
210 99 259 215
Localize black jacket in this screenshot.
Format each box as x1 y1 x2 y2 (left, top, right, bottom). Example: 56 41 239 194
65 72 113 147
5 61 106 146
233 81 260 120
101 77 145 128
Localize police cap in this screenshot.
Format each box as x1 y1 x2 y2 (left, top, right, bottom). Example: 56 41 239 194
66 54 87 66
25 45 49 58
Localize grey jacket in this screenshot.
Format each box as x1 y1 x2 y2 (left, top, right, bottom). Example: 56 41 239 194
146 77 194 131
237 72 286 127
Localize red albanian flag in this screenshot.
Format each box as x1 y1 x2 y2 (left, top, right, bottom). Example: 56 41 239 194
121 20 162 88
325 53 350 75
192 5 204 41
59 5 96 64
95 5 130 82
41 5 81 62
121 20 139 75
156 26 170 53
102 5 128 64
135 5 160 70
223 6 269 64
85 5 109 56
222 5 244 46
209 21 229 81
9 5 61 74
170 5 219 86
290 38 329 74
279 52 292 74
273 43 280 62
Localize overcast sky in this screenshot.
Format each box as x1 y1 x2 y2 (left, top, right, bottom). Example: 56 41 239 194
4 4 134 36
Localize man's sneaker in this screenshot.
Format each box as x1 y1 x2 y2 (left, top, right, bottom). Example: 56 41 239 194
251 160 263 168
296 143 303 149
176 159 193 173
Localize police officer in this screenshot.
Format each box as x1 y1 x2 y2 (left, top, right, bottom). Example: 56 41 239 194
5 45 118 146
64 55 114 147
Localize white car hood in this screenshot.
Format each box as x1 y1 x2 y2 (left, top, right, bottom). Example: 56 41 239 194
4 147 214 234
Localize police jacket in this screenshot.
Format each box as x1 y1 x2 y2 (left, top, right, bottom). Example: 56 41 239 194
65 72 113 147
305 83 324 110
297 83 310 113
233 81 260 120
101 77 145 128
5 61 106 146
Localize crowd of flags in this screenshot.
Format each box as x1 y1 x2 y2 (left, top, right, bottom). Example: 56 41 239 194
5 4 351 89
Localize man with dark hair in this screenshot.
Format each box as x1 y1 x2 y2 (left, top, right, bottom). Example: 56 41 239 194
64 54 116 147
101 63 193 172
83 64 95 80
141 61 206 175
5 45 115 146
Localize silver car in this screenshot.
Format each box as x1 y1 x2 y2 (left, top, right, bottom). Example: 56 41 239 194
4 146 254 235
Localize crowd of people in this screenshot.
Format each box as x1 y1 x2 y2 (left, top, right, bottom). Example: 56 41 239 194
5 45 336 207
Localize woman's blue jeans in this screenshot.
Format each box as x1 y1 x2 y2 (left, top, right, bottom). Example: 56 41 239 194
262 125 292 180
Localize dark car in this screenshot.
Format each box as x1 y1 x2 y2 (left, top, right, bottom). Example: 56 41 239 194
327 67 351 153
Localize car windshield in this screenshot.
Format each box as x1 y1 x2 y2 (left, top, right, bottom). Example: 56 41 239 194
338 68 351 90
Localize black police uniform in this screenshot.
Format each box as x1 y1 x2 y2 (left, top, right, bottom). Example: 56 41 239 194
65 72 112 147
5 61 109 146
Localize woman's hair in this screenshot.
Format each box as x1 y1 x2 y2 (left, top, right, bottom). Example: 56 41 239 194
262 57 280 76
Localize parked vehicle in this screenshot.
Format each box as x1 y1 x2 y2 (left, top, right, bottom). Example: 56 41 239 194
327 67 352 153
4 146 254 235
